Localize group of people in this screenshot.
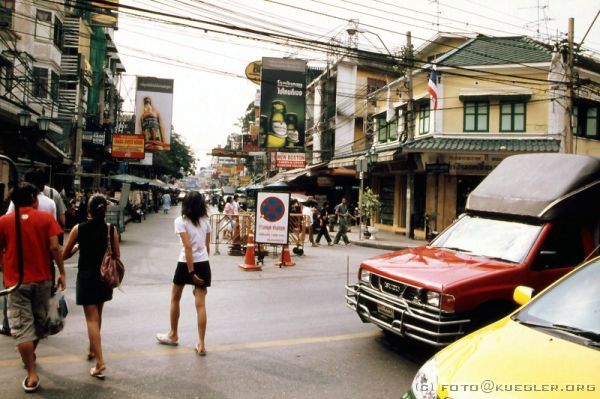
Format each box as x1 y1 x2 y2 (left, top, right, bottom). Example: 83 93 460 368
0 169 212 393
293 197 354 246
0 169 121 392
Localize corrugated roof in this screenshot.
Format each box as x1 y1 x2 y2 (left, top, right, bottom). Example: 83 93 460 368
440 36 552 66
402 137 561 153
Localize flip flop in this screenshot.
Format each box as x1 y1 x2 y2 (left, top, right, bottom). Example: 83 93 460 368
90 367 106 380
194 345 206 356
156 333 178 346
22 377 40 393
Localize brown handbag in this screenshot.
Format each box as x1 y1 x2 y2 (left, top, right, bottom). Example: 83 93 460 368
100 223 125 288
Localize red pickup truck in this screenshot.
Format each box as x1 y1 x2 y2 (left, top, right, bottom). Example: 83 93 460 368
345 154 600 347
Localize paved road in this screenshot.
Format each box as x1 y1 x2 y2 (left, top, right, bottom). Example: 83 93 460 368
0 207 434 398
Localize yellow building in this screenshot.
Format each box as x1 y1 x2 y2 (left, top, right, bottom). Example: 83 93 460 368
369 34 600 238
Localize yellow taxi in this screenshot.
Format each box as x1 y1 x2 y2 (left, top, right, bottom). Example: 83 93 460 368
404 256 600 399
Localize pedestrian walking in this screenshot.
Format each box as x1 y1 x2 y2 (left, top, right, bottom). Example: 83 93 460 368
77 188 93 223
301 201 317 246
62 194 120 380
162 192 171 214
316 201 333 245
222 196 234 239
7 168 57 219
334 197 351 245
43 180 66 229
0 183 65 393
156 191 211 356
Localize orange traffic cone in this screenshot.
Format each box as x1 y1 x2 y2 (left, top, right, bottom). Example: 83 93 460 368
239 232 262 271
275 244 295 268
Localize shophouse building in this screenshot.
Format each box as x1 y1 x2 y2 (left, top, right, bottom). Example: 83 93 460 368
368 34 600 239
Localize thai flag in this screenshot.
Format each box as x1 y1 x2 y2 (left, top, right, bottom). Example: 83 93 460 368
427 67 438 110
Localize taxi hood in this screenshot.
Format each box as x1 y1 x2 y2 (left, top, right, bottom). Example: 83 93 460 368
434 317 600 399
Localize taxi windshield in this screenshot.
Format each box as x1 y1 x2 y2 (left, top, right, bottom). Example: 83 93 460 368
431 215 542 263
514 259 600 342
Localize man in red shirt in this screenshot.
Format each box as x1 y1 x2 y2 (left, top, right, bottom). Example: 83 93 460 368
0 182 65 393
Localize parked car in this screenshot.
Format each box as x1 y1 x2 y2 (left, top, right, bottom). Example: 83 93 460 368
346 154 600 347
403 255 600 399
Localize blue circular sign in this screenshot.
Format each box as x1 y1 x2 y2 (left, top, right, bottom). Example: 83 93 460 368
260 196 285 222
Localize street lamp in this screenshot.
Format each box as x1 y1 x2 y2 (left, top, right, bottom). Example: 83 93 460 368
18 109 31 129
38 111 50 133
19 109 50 165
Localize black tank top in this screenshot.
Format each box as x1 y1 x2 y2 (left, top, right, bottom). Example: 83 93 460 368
77 219 110 272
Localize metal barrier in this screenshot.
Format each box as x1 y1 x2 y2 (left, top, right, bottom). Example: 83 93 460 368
106 207 125 241
209 213 310 256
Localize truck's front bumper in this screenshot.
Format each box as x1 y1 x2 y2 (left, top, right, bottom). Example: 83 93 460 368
345 283 469 347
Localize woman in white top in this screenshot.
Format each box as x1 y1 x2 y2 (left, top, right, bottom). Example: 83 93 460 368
156 191 211 355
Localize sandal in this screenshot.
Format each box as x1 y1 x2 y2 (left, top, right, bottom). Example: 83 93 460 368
156 333 178 346
87 352 96 361
194 345 206 356
22 377 40 393
90 366 106 380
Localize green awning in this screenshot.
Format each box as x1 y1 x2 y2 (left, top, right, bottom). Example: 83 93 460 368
110 174 151 185
402 137 561 153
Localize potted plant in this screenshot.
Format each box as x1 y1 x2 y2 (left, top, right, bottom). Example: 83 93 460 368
360 188 381 240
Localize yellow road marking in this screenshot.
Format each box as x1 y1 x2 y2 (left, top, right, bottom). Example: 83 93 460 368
0 330 379 368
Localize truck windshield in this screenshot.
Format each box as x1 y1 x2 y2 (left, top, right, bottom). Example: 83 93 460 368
431 215 542 263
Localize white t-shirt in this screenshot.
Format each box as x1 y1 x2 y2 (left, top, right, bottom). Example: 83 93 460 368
302 205 313 226
43 186 66 216
174 216 211 263
8 193 57 220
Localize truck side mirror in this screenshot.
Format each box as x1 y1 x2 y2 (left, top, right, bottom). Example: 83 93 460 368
513 286 535 306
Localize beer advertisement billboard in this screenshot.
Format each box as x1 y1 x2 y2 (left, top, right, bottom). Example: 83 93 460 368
134 76 174 152
259 57 306 150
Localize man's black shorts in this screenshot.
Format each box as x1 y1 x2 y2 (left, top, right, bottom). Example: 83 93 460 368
173 261 211 287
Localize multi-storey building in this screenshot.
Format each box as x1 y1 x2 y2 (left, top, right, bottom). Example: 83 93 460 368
0 0 125 192
368 34 600 238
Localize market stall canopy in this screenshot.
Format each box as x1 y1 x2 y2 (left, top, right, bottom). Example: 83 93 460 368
466 154 600 221
149 179 169 189
264 180 292 191
291 193 308 202
110 174 151 186
244 183 264 191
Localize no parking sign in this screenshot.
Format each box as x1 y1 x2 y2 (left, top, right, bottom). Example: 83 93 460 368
255 192 290 245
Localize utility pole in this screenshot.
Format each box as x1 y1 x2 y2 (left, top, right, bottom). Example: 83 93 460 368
564 17 574 154
73 70 85 191
405 31 415 238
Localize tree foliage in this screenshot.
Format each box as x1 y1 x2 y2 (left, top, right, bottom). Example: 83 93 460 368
152 131 196 178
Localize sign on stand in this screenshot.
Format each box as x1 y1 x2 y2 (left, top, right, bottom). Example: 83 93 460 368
255 192 290 245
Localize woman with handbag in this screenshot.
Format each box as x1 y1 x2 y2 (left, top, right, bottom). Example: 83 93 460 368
63 194 120 379
156 191 211 356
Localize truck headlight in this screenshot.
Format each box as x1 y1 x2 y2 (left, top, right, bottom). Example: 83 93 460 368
411 357 438 399
359 269 371 283
425 291 441 307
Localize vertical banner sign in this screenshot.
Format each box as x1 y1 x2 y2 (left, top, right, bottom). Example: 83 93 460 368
134 76 174 152
260 57 306 150
255 192 290 245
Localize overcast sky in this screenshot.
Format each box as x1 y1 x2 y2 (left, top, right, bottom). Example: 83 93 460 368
114 0 600 170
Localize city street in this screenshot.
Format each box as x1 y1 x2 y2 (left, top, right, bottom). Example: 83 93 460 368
0 207 434 399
